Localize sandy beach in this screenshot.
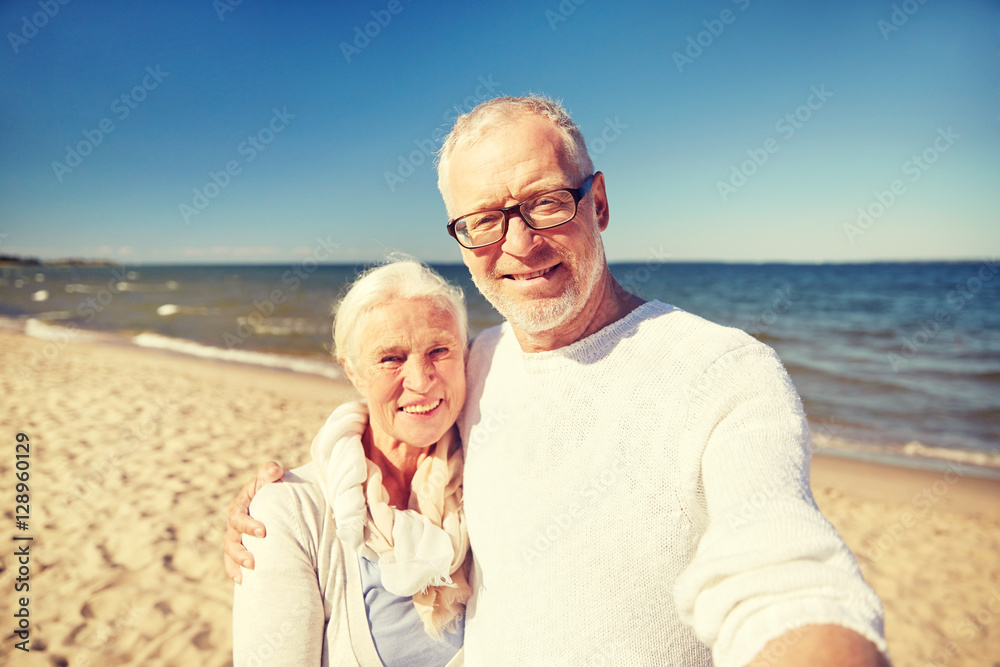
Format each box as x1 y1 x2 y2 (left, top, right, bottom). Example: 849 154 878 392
1 330 998 667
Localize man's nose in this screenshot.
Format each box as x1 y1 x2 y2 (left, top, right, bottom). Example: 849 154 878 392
500 211 542 256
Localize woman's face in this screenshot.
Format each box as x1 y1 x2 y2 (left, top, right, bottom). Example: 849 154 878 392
351 298 466 449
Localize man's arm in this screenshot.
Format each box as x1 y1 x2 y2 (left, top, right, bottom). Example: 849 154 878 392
748 624 890 666
673 343 889 666
223 461 284 583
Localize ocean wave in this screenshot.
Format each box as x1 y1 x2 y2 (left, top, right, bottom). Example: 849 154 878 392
0 316 25 332
67 281 180 294
813 432 1000 474
32 310 76 321
115 280 180 292
236 316 325 336
784 361 908 394
900 441 1000 469
23 319 102 343
132 332 343 380
156 304 220 316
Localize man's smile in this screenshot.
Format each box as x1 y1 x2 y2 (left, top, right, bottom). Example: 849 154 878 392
503 264 560 281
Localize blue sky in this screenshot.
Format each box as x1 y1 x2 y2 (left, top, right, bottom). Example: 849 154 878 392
1 0 997 264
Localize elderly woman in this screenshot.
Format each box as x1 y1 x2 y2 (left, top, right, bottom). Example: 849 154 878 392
232 259 470 666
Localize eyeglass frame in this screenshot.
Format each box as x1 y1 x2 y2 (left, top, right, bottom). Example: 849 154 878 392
446 172 599 249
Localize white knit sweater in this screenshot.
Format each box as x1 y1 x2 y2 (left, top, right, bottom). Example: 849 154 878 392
457 301 887 666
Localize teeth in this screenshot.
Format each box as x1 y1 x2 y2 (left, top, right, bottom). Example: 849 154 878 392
512 268 550 281
401 399 441 414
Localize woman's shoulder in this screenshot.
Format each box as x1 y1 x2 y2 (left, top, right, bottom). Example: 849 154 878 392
245 461 340 562
247 462 328 523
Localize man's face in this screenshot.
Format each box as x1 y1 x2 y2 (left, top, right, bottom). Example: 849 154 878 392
444 115 610 336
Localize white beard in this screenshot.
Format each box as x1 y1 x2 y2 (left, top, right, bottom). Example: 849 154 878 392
471 234 607 335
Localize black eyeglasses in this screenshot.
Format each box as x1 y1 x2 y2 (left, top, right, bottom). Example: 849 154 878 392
447 173 597 249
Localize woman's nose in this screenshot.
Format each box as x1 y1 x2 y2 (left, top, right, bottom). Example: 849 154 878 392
402 356 434 393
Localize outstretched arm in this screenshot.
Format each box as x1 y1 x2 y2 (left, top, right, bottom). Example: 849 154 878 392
223 461 284 583
674 344 889 666
748 624 890 666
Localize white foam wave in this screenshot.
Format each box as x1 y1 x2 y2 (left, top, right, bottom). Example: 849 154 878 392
0 316 25 332
900 441 1000 470
65 283 100 294
132 333 342 380
23 319 100 343
33 310 75 321
814 433 1000 473
157 304 219 316
31 290 49 302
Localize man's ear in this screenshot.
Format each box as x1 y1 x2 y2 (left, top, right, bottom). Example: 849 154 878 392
592 171 609 232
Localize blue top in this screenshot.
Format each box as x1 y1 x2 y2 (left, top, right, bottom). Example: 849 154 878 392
358 555 464 667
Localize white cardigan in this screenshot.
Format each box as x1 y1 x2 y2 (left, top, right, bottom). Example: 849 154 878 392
232 462 464 667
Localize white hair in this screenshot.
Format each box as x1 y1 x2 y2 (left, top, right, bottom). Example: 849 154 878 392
333 255 467 376
435 95 594 216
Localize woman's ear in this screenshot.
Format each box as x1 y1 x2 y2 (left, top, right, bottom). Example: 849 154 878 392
340 356 364 393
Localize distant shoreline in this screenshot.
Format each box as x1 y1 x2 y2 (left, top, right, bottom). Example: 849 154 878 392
0 255 121 268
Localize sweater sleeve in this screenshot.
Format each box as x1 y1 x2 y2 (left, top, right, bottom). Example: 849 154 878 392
232 480 327 667
673 343 888 667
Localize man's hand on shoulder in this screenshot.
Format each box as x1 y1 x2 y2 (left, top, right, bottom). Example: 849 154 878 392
223 461 285 584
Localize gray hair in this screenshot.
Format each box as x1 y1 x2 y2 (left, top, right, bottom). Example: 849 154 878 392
333 256 468 377
435 95 594 216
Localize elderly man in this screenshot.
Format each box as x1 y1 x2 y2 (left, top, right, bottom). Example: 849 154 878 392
226 96 889 666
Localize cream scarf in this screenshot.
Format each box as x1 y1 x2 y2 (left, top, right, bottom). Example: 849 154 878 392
310 400 471 638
